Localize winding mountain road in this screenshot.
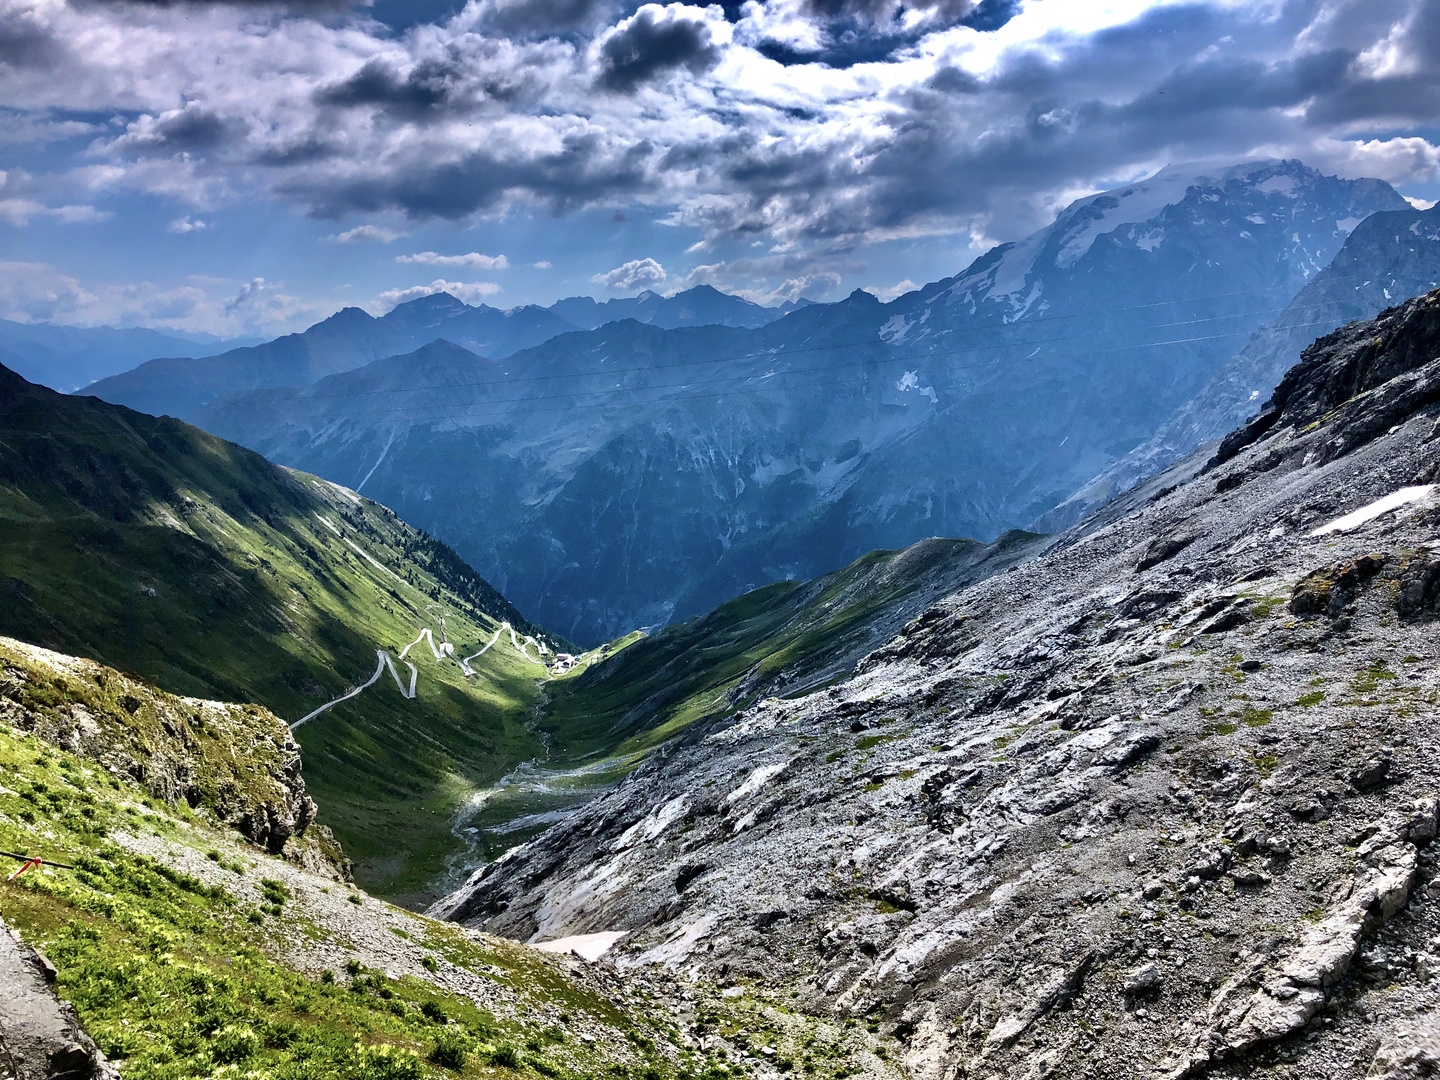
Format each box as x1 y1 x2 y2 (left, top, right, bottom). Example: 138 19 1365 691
289 515 574 730
291 648 417 729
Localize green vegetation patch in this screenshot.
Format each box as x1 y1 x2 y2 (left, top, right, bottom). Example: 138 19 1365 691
0 718 712 1080
0 372 577 901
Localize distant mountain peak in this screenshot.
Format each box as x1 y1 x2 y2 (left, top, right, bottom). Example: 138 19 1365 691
388 292 473 317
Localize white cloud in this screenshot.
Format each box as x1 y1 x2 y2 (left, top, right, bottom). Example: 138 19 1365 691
591 257 668 291
533 260 553 269
395 251 509 269
0 262 326 337
375 278 502 310
864 278 919 301
168 216 207 233
332 225 405 244
0 172 109 227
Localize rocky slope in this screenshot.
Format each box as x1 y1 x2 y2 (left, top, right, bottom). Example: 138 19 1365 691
447 533 1044 875
1047 201 1440 528
194 160 1408 645
437 290 1440 1079
0 635 338 870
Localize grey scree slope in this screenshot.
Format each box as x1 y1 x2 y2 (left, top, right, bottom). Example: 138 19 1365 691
436 291 1440 1079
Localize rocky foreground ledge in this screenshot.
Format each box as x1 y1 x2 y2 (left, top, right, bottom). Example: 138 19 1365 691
438 292 1440 1079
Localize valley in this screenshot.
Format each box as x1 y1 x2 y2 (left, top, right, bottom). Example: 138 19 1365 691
179 160 1418 645
7 3 1440 1078
438 288 1440 1079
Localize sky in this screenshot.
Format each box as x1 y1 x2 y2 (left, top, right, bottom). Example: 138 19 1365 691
0 0 1437 339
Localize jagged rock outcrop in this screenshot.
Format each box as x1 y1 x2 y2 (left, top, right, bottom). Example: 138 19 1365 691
440 289 1440 1079
0 916 117 1080
0 636 346 876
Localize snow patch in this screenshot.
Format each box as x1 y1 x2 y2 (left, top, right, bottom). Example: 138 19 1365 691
532 931 626 961
1135 228 1164 252
880 313 912 344
897 370 938 404
1258 175 1297 195
1309 485 1437 536
1336 216 1363 233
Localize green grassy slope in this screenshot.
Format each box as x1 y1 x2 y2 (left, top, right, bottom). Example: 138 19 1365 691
0 638 901 1080
0 363 564 902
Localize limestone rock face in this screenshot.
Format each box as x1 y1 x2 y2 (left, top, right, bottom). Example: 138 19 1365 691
440 291 1440 1079
0 914 116 1080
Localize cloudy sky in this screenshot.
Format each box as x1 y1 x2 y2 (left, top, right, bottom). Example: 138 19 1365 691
1 0 1437 338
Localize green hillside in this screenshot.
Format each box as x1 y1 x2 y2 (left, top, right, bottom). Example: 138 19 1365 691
0 363 566 903
540 534 1040 760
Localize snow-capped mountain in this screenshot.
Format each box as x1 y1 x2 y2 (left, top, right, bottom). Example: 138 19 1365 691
1042 199 1440 529
191 161 1409 644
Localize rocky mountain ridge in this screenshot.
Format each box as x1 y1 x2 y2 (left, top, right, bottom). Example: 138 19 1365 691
80 285 793 421
1047 200 1440 529
194 159 1410 644
435 290 1440 1079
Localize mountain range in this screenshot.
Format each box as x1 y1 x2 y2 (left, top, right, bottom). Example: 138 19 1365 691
187 159 1412 644
79 284 792 420
0 317 252 394
1046 199 1440 526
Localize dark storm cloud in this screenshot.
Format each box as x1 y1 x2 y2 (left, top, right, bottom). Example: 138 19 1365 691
479 0 624 37
0 8 63 70
596 6 721 91
1303 3 1440 127
115 106 244 157
288 131 655 219
317 58 456 112
798 0 973 23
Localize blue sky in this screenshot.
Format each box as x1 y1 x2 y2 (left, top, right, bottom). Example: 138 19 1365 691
1 0 1437 338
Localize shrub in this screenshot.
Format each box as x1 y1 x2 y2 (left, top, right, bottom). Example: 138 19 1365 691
485 1043 521 1068
428 1032 469 1070
211 1024 262 1064
420 1000 448 1024
354 1044 424 1080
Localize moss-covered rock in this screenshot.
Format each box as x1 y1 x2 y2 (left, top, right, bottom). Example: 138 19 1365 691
0 636 345 876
